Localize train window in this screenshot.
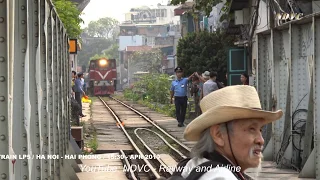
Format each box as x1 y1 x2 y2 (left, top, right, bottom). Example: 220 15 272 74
90 62 95 68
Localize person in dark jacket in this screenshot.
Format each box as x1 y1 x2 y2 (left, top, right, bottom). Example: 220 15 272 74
74 73 86 117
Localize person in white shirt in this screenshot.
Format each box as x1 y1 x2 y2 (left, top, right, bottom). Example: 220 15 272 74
168 85 283 180
202 71 219 98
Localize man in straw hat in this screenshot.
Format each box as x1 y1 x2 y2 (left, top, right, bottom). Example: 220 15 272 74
168 85 283 180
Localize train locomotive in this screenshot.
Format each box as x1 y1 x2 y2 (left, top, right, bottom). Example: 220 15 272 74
87 58 117 96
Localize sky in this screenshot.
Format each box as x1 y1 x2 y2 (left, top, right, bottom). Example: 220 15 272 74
80 0 170 27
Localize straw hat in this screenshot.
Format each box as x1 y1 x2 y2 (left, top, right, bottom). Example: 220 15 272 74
202 71 210 79
184 85 283 141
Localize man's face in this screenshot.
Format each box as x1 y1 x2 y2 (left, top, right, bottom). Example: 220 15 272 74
214 119 265 170
176 71 183 78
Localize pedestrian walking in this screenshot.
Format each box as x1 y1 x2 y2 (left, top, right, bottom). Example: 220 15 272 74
168 85 283 180
170 67 195 127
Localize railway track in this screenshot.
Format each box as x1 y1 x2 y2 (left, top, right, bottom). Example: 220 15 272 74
98 96 191 179
78 96 316 180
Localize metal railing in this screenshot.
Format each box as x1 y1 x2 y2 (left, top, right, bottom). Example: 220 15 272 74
0 0 77 179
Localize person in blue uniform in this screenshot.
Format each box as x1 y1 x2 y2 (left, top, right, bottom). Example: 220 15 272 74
170 67 195 127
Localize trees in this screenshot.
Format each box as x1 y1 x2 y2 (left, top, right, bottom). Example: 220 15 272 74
78 38 113 66
170 0 231 22
84 17 119 38
130 49 163 74
53 0 83 38
102 44 119 59
124 73 176 117
176 30 235 81
78 17 120 66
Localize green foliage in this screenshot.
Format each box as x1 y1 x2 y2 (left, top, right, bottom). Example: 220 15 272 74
83 131 98 155
88 43 119 62
78 17 119 66
89 54 108 60
84 17 119 38
125 73 171 104
88 132 98 152
123 73 176 117
170 0 231 22
176 30 235 81
102 44 119 59
130 49 163 73
78 38 113 66
53 0 83 38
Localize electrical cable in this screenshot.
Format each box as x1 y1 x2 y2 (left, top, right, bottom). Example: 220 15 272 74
275 94 308 166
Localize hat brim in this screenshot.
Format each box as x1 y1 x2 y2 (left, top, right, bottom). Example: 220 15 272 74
184 106 283 141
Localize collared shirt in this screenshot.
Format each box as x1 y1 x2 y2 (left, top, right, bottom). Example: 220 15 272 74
74 78 83 93
171 78 189 97
172 151 251 180
203 79 219 97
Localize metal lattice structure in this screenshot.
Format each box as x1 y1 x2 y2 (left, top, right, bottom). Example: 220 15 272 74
0 0 79 179
257 16 320 178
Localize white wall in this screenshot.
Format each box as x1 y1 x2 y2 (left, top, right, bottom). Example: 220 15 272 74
156 5 180 24
255 0 269 33
118 35 144 51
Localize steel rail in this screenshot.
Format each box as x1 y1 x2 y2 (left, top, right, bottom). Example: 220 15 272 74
135 128 187 160
98 96 161 179
133 128 173 177
119 150 138 180
110 96 191 153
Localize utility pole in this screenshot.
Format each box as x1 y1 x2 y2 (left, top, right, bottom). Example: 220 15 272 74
128 58 130 87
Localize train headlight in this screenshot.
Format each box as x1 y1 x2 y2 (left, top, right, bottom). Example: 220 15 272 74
99 59 107 66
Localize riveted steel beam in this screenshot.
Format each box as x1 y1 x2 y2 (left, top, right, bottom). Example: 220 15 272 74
47 6 54 178
313 16 320 179
272 28 288 161
12 0 29 179
301 16 315 170
38 0 49 179
51 10 60 179
0 0 9 179
26 0 41 178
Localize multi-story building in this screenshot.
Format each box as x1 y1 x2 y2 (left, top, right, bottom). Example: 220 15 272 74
118 3 181 88
124 3 180 25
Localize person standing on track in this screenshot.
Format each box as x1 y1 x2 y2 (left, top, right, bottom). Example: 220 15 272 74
74 72 86 118
202 71 219 98
170 67 195 127
190 75 201 117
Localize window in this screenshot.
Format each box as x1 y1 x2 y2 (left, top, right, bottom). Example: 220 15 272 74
90 62 95 69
